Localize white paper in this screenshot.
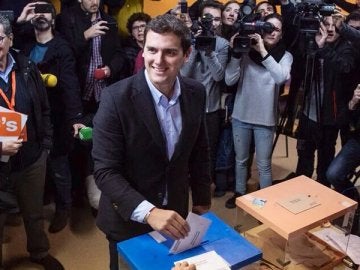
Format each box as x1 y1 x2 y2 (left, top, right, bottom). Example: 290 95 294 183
169 212 211 254
312 227 360 264
174 250 230 270
0 106 28 162
148 231 167 243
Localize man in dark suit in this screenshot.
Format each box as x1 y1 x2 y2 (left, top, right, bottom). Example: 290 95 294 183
92 14 212 270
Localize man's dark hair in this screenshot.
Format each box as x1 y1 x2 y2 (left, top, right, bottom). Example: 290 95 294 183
0 15 12 35
144 14 192 53
199 0 223 16
346 9 360 23
126 12 152 34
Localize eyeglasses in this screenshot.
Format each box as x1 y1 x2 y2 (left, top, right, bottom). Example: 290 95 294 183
132 25 146 32
0 35 7 44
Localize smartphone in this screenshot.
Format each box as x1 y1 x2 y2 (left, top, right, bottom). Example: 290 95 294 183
0 10 14 23
105 21 117 30
34 4 53 14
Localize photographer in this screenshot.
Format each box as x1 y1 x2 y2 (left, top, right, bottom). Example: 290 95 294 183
224 13 293 208
295 15 358 187
181 0 229 188
334 10 360 44
326 85 360 235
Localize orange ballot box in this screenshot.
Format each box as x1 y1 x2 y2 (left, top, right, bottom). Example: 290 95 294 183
236 176 358 269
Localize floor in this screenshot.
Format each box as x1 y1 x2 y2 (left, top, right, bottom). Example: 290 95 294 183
1 135 355 269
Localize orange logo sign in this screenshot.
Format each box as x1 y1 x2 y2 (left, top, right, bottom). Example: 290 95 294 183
0 112 22 137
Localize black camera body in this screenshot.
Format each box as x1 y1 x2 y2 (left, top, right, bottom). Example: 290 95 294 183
295 0 336 34
191 13 216 52
233 20 275 53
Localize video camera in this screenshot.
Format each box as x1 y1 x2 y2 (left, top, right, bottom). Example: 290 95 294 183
191 13 216 51
232 18 275 54
294 0 336 34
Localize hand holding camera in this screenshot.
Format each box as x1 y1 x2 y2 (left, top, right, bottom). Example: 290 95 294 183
84 20 109 40
315 22 328 48
249 33 267 56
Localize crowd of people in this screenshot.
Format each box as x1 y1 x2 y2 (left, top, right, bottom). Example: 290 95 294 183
0 0 359 269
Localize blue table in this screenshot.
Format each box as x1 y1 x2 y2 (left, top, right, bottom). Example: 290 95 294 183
117 212 262 270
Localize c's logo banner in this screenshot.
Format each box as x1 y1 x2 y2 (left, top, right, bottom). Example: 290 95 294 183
0 112 22 137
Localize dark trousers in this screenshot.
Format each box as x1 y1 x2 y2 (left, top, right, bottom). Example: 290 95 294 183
296 114 338 186
47 154 72 211
326 138 360 200
0 150 50 259
205 111 221 183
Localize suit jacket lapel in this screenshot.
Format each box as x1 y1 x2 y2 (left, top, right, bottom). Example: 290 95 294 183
131 72 168 159
170 77 198 162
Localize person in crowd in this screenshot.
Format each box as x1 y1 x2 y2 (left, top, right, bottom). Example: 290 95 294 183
0 15 64 270
335 10 360 45
92 14 211 270
181 0 229 191
56 0 126 211
295 15 358 187
327 84 360 200
221 0 240 40
225 13 293 208
326 85 360 235
254 1 276 18
15 0 87 233
213 0 240 197
123 12 151 77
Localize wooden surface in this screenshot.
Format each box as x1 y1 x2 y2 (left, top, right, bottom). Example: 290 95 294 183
236 176 358 240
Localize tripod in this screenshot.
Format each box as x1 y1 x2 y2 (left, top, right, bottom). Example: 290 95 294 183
272 32 322 154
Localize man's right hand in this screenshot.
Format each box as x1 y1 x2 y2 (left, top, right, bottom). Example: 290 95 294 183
1 139 23 156
146 208 190 240
16 2 36 24
84 20 109 40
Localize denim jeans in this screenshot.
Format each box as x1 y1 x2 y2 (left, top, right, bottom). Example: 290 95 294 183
48 155 72 211
326 138 360 198
232 119 274 195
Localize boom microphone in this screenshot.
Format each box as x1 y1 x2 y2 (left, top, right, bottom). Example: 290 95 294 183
41 73 57 87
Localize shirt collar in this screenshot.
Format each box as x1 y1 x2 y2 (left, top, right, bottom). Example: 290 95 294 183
0 54 15 84
144 70 181 106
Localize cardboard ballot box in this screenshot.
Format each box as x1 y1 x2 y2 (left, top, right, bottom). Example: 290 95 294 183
236 176 358 269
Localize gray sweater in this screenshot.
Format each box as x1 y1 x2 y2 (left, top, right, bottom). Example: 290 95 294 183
225 52 293 126
181 36 229 113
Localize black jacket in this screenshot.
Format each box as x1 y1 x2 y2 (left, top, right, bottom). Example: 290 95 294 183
56 4 126 90
20 35 85 156
92 71 211 241
0 50 52 171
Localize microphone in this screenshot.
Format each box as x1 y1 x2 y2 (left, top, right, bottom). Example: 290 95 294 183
79 127 93 141
94 68 106 80
41 73 57 87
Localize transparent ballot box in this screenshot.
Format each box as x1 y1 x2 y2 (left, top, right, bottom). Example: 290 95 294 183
235 176 358 269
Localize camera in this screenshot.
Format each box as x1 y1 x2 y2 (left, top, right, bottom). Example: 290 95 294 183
34 3 53 14
191 13 216 52
294 0 336 34
232 20 275 53
0 10 14 23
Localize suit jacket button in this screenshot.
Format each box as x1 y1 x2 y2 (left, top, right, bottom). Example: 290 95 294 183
112 203 118 210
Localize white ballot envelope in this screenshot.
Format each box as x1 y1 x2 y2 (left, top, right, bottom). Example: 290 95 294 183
169 212 211 254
